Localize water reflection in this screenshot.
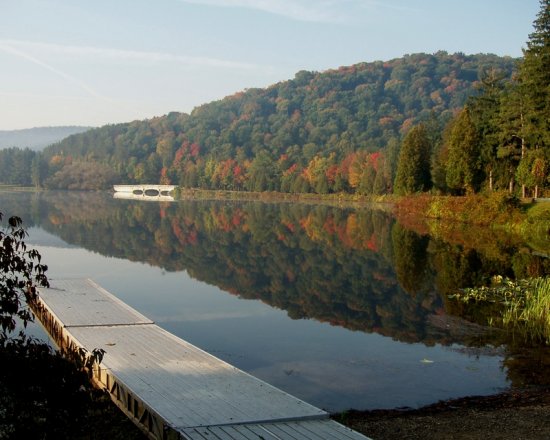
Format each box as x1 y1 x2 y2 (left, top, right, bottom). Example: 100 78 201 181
2 190 550 410
113 192 175 202
4 190 549 343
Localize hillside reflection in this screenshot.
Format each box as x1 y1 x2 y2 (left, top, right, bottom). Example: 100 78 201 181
4 191 549 348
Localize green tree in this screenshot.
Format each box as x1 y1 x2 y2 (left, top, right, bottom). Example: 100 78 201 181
445 108 482 194
358 163 376 195
0 148 36 186
469 68 507 192
246 151 278 191
493 1 550 197
394 124 432 195
0 212 49 341
383 137 400 193
31 155 48 188
144 153 162 183
497 83 528 194
372 153 390 195
156 132 176 167
516 149 548 198
431 142 449 194
519 0 550 150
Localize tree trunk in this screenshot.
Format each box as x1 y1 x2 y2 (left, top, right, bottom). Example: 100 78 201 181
509 178 514 194
489 170 493 191
520 125 526 198
535 185 539 199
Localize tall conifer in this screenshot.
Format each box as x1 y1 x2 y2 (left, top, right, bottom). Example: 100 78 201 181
445 108 482 194
394 124 432 195
520 0 550 148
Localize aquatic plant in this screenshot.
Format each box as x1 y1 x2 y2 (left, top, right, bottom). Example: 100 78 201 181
452 276 550 344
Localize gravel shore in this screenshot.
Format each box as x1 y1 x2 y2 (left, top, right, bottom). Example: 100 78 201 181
337 387 550 440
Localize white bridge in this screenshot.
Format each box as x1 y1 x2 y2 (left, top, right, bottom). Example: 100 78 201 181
113 184 176 197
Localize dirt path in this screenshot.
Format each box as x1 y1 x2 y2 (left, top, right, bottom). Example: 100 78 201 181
337 388 550 440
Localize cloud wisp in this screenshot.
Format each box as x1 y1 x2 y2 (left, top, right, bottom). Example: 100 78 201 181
0 40 157 119
0 39 270 72
0 42 105 99
178 0 348 23
176 0 417 23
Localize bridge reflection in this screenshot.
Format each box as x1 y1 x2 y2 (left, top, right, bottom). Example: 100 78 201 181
114 184 176 195
113 192 175 202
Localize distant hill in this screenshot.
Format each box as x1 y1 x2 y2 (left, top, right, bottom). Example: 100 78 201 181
0 126 92 151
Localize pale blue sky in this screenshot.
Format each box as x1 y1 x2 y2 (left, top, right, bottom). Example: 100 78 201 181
0 0 540 129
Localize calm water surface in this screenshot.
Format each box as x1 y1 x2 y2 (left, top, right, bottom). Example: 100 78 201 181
3 190 548 412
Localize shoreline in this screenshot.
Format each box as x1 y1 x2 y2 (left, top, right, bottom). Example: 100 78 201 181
337 386 550 439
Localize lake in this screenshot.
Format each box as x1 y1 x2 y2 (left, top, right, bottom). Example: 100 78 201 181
2 190 549 412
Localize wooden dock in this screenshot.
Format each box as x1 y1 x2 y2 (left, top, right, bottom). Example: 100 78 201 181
34 279 371 440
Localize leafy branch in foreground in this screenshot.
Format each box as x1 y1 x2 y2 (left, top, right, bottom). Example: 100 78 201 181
452 276 550 344
0 211 49 342
0 212 144 438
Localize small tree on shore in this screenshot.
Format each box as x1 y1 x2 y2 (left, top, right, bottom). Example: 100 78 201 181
0 211 49 343
0 213 144 439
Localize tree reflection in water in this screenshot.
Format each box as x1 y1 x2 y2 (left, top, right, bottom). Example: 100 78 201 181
2 190 550 391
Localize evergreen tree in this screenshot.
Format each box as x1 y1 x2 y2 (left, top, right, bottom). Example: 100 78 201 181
469 68 507 192
519 0 550 149
497 83 528 194
373 156 389 195
431 142 449 194
445 108 482 194
516 148 548 198
31 155 48 188
394 124 432 195
384 137 400 193
495 0 550 196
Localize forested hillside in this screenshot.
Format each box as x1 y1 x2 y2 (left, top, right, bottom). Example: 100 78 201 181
31 52 516 192
0 126 91 187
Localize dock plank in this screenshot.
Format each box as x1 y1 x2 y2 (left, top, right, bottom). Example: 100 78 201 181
37 278 152 327
181 421 371 440
36 279 371 440
69 324 326 428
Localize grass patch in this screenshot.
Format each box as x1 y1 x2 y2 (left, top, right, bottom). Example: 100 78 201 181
452 276 550 345
0 185 38 192
423 192 521 226
517 201 550 251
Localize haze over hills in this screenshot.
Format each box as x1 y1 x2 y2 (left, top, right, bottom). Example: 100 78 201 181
0 126 92 151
